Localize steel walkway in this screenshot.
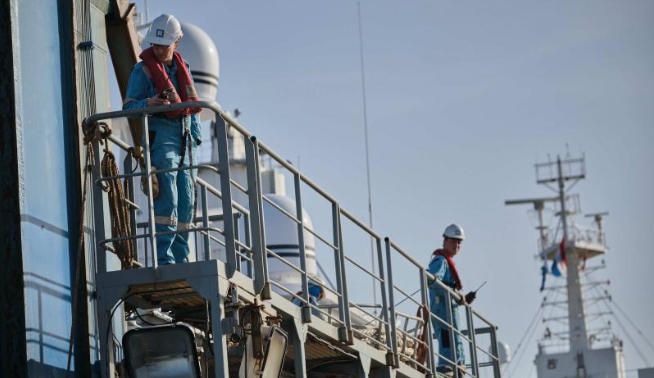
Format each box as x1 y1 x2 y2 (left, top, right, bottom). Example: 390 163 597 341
83 101 502 378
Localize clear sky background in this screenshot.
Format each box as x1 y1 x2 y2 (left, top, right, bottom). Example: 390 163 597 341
122 1 654 376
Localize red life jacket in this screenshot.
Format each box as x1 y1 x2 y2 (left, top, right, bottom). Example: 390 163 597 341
139 47 201 119
433 249 462 290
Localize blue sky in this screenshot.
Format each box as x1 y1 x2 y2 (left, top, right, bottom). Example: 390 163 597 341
122 1 654 376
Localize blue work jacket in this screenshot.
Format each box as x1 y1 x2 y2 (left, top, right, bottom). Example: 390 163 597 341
123 61 201 151
427 254 463 333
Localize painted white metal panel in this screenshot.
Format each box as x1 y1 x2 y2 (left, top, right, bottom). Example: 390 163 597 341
536 345 625 378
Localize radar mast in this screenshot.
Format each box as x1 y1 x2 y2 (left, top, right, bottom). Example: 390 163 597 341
506 154 626 378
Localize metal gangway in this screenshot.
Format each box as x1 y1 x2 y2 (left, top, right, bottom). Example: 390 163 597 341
83 101 502 378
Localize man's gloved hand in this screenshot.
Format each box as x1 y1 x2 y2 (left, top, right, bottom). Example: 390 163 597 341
464 291 477 305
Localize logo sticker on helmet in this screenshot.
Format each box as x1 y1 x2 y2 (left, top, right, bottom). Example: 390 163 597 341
156 29 164 37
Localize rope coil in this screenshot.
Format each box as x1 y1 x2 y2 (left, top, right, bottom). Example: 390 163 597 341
85 121 137 269
101 148 137 269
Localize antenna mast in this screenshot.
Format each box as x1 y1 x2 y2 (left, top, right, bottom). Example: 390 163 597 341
357 2 377 305
536 155 588 352
507 154 627 378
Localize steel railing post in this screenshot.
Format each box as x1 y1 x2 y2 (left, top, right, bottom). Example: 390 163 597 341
123 152 137 263
243 213 252 277
375 236 394 366
384 238 400 367
141 115 157 269
465 306 480 377
293 172 311 323
445 290 459 376
245 136 270 298
421 270 437 377
233 213 242 272
201 185 210 261
332 203 352 343
489 325 501 378
91 141 108 274
215 115 237 276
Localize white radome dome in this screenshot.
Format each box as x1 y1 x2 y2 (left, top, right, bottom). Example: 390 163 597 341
262 194 318 294
493 341 511 364
177 23 220 120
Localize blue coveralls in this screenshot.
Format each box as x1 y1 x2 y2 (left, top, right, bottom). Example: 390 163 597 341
428 255 465 367
123 61 201 265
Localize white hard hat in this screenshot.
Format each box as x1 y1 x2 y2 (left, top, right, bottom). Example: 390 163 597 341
443 224 465 240
145 14 183 46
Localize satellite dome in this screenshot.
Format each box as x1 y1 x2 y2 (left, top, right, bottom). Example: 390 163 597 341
262 194 318 294
491 341 511 364
177 23 220 120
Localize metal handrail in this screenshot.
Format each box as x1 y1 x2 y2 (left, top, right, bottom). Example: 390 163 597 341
343 255 385 283
385 237 502 377
84 101 500 377
85 102 242 272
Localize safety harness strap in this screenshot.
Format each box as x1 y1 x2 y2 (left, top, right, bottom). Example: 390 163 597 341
433 249 463 290
139 47 201 118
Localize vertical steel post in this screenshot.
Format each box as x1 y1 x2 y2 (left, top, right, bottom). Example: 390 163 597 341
96 286 124 378
489 325 501 378
384 238 399 368
193 229 199 263
421 271 437 377
245 136 270 298
291 320 308 378
97 305 115 378
201 185 210 261
92 142 108 273
465 306 480 377
332 203 352 343
193 216 200 262
233 213 242 272
375 238 393 366
243 213 253 277
141 115 157 269
209 296 230 378
254 142 270 298
293 172 311 323
123 153 137 262
144 231 149 268
445 290 459 376
215 116 237 276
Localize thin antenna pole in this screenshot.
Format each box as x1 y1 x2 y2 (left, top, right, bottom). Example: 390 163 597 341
357 2 376 305
143 0 149 23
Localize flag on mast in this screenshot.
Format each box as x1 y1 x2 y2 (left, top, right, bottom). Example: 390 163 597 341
551 237 567 277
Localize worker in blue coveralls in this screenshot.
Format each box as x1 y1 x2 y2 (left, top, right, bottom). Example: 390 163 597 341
123 14 202 265
428 224 477 375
